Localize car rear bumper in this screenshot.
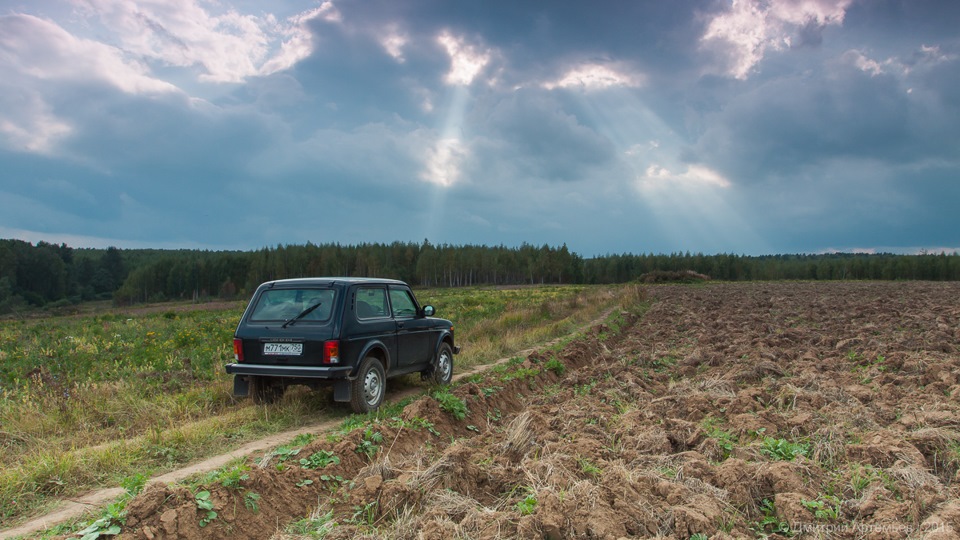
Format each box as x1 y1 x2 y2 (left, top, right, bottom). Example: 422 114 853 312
225 363 353 379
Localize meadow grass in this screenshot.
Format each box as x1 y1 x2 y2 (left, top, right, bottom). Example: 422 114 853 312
0 284 629 527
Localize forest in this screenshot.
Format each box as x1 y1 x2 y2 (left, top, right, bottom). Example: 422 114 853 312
1 238 958 312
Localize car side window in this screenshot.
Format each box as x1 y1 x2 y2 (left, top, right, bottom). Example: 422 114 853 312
389 288 418 318
356 287 389 319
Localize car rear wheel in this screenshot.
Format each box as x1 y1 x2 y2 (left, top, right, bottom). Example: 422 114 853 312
429 342 454 385
350 357 385 413
250 376 284 404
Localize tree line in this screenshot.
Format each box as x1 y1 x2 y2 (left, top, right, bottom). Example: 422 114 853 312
1 238 958 311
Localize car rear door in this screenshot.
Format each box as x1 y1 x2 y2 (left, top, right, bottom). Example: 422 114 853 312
349 285 398 368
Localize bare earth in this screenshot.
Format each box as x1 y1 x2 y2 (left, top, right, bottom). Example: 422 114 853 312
85 283 960 538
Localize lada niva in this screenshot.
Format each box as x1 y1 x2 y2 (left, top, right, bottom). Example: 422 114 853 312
225 277 458 413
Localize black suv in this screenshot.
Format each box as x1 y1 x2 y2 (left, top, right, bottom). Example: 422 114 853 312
225 277 459 412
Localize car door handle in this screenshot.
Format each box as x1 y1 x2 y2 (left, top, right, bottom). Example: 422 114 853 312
397 322 405 328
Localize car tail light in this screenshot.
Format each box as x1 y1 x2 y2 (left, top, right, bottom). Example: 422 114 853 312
233 338 244 362
323 340 340 364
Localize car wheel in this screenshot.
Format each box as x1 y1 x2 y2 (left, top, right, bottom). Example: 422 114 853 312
350 357 386 413
430 343 454 385
250 376 284 404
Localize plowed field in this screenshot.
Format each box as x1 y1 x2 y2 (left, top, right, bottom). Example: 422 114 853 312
120 282 960 539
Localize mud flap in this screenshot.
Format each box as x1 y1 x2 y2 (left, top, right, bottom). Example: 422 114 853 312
333 379 351 402
232 375 250 397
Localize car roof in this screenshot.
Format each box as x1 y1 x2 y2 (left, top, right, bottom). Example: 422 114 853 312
261 277 407 288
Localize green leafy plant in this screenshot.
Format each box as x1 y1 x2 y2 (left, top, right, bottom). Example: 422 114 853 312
432 388 468 420
760 437 810 461
120 473 147 496
750 498 791 537
300 450 340 470
801 495 840 521
209 463 250 489
480 385 503 396
355 428 384 458
651 355 678 372
578 457 602 478
404 416 442 437
515 491 538 516
349 501 378 526
73 516 122 540
292 433 316 446
194 490 217 527
575 380 598 396
501 367 540 381
543 356 565 375
269 445 303 471
849 463 878 498
701 417 738 461
244 492 261 512
69 498 127 540
288 509 337 539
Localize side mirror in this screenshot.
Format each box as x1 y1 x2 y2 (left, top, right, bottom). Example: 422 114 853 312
422 305 435 317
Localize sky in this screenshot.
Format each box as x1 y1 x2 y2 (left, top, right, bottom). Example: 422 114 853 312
0 0 958 256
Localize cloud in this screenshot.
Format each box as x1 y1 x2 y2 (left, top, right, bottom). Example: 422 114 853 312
0 0 956 256
639 164 732 189
70 0 329 83
0 14 178 95
478 91 617 182
421 137 467 186
379 26 409 62
0 91 72 154
259 4 338 75
701 0 852 79
842 49 886 76
543 62 645 91
0 13 179 154
437 31 492 86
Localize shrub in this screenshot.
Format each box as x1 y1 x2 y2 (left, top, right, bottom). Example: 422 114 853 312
637 270 711 284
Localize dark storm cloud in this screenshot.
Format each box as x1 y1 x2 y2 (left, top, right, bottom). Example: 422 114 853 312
1 0 957 254
697 68 910 180
477 90 617 182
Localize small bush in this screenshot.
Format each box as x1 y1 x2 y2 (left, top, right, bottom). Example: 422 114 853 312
431 389 468 420
637 270 711 284
760 437 810 461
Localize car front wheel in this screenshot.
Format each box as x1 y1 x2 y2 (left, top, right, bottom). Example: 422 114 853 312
429 343 454 385
350 357 386 413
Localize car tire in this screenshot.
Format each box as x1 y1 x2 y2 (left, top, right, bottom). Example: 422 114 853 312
429 343 454 385
350 357 386 413
250 376 284 404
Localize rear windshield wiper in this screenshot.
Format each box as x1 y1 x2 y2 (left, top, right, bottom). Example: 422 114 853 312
282 302 322 328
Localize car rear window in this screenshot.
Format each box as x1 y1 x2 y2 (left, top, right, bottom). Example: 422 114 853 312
249 288 337 323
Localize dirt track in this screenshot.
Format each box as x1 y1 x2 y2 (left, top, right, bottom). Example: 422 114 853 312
82 283 960 538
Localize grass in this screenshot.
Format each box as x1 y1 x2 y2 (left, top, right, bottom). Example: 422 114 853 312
0 283 629 527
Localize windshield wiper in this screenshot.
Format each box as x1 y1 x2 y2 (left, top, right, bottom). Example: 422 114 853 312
282 302 322 328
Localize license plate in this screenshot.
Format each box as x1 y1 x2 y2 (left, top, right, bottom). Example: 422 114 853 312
263 343 303 356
